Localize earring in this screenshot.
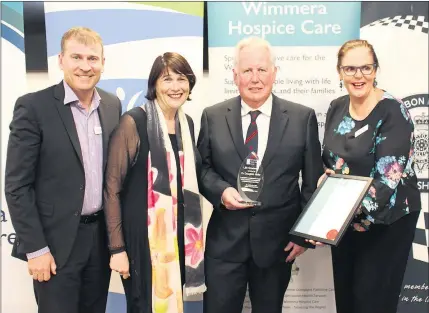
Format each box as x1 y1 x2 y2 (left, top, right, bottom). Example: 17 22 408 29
339 80 343 91
373 79 378 88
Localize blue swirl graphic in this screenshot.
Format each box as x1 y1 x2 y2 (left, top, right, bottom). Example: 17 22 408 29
45 9 203 56
1 23 24 52
97 78 148 113
106 292 126 313
106 291 203 313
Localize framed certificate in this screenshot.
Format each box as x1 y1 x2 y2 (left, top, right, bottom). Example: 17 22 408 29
290 174 373 246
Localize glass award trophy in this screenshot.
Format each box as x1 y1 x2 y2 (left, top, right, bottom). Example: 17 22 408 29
237 152 264 206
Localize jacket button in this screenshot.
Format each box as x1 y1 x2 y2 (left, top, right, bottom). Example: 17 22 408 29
251 211 256 217
74 211 80 216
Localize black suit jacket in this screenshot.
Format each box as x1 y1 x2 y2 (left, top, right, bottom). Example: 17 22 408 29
197 94 323 268
4 82 122 269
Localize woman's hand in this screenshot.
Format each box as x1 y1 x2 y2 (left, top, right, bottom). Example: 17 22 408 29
309 169 337 247
317 168 335 187
110 251 130 279
305 239 325 246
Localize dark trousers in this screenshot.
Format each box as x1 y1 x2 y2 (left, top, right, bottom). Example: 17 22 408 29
332 211 419 313
33 221 111 313
204 255 292 313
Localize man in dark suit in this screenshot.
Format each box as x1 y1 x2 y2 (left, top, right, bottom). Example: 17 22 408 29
4 27 122 313
197 37 324 313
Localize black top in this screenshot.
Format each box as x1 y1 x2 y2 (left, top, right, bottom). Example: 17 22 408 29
168 133 185 285
322 92 421 225
169 134 185 204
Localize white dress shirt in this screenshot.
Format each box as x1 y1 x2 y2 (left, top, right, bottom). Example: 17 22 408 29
241 94 273 162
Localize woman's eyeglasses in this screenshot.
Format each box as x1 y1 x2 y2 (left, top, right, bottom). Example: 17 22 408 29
340 64 377 76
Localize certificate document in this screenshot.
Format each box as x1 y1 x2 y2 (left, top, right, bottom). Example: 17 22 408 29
290 174 373 246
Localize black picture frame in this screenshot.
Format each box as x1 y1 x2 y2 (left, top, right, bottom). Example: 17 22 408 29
290 174 373 246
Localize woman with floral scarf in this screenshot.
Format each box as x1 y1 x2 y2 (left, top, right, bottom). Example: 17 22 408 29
104 52 206 313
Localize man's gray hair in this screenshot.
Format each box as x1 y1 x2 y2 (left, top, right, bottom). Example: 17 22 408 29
233 37 276 69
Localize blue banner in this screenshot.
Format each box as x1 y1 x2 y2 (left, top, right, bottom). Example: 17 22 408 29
208 2 360 47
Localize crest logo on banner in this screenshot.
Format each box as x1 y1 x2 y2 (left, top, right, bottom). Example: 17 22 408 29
402 93 429 264
402 94 429 180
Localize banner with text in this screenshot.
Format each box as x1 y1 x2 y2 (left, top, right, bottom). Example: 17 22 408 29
44 2 204 313
1 2 31 313
208 2 361 312
361 2 429 312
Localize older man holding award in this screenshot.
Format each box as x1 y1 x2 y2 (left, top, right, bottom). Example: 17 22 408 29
197 37 324 313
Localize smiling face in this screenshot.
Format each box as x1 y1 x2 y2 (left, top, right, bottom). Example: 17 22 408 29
155 68 190 111
339 46 377 99
233 44 277 109
59 38 104 95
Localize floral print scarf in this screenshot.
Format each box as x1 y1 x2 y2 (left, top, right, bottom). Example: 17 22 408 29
146 100 206 313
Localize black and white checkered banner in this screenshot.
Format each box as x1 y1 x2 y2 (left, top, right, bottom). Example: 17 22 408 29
369 15 428 34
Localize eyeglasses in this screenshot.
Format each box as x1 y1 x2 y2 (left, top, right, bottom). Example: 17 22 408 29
340 64 377 76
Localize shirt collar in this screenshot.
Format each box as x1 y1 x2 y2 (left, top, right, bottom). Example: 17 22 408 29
241 94 273 117
63 80 101 109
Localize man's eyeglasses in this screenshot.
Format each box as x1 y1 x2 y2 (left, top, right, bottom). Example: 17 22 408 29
340 64 377 76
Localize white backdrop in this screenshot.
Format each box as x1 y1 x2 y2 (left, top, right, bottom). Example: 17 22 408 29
1 2 32 312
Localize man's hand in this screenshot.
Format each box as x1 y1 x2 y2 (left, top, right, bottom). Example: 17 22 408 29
284 242 307 263
110 251 130 279
28 252 57 282
221 187 254 210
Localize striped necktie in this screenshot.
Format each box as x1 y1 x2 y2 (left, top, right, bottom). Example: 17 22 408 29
244 110 261 155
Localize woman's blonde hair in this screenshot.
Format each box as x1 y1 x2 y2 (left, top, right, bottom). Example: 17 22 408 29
337 39 379 73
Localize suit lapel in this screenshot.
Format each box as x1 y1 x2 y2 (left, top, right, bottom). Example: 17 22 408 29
97 97 109 171
225 97 247 161
262 95 289 169
53 82 84 166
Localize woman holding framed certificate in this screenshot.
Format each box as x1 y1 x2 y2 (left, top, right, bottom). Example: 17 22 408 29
320 40 421 313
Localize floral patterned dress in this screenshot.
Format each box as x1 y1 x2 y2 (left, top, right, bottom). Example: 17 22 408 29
322 92 421 227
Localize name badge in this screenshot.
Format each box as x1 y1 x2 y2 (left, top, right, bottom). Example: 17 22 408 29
354 124 368 137
94 126 102 135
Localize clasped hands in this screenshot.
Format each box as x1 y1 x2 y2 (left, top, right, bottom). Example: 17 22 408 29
110 251 130 279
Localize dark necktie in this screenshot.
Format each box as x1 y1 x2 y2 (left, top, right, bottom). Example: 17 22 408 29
244 110 261 155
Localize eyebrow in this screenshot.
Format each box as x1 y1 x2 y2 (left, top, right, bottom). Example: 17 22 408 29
342 63 373 66
161 72 186 78
70 53 99 59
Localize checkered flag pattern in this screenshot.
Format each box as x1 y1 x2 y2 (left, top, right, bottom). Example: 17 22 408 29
411 211 429 263
368 15 428 34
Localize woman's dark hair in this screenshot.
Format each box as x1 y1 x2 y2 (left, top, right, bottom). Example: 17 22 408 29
145 52 196 101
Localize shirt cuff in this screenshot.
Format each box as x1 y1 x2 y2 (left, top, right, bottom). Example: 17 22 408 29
26 246 50 259
110 246 126 255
